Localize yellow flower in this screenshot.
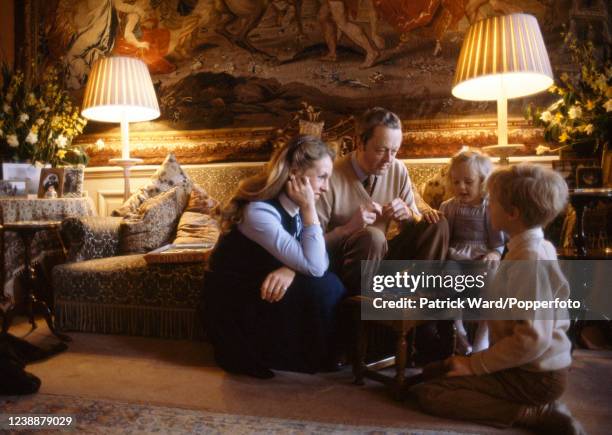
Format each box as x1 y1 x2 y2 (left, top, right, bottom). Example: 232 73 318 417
559 131 569 143
56 149 67 159
540 111 553 122
585 124 594 135
568 106 582 119
585 100 595 110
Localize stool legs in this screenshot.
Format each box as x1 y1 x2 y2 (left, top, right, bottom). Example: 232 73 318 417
352 319 367 385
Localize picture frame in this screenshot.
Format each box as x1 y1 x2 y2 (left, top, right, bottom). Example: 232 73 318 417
62 167 85 197
38 168 64 198
576 167 603 188
0 180 27 197
552 159 599 190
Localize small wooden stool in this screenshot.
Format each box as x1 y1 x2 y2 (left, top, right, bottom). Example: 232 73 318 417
346 296 426 400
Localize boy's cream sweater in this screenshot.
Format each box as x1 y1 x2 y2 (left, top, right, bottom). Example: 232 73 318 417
469 227 572 375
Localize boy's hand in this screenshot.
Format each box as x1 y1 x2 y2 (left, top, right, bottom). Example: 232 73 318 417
445 355 474 377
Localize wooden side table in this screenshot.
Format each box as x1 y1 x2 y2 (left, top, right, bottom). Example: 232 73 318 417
0 220 70 341
566 188 612 257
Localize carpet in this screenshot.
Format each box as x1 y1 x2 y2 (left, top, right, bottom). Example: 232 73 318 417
1 394 473 434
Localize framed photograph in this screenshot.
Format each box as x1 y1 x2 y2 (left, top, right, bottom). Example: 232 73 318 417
0 180 27 197
62 167 85 197
576 167 603 188
38 168 64 198
552 159 599 190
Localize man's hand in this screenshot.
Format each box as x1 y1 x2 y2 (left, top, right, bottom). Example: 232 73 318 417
261 267 296 303
421 209 442 224
382 198 412 222
344 203 381 233
445 355 474 377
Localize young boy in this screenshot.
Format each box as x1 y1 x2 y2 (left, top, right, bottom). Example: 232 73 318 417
412 164 584 434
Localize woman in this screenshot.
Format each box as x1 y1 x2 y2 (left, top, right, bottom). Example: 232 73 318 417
204 136 346 379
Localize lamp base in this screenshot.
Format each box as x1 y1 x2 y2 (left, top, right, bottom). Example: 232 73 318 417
109 158 143 202
482 144 525 165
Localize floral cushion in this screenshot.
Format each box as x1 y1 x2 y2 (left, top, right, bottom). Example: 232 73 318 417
112 153 193 216
119 185 190 254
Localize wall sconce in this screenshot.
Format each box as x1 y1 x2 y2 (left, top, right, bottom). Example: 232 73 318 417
81 56 160 200
452 14 553 164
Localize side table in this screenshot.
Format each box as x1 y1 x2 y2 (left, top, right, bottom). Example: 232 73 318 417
0 221 70 341
565 188 612 257
0 196 95 307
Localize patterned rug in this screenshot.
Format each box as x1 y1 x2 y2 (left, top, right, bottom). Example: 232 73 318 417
0 393 471 434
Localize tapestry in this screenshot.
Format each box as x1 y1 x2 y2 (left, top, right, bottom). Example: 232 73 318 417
19 0 612 161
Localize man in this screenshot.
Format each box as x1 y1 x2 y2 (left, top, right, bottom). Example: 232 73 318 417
317 107 448 294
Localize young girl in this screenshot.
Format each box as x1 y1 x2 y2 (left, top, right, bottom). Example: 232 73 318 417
203 136 346 379
439 150 505 354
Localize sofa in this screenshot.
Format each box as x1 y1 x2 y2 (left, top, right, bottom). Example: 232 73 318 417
51 157 449 340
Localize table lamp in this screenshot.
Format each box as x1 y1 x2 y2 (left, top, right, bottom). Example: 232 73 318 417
81 56 160 201
452 14 553 164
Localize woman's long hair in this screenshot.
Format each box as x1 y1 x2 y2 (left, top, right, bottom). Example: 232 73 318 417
221 135 335 232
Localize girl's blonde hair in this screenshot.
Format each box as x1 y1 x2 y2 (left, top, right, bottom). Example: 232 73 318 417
487 164 568 227
448 149 493 195
221 135 335 232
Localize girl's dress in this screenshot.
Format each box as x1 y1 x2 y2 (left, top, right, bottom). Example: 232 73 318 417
203 198 345 376
439 197 505 261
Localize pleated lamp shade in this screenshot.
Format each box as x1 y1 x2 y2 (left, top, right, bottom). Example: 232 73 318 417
81 56 160 122
452 14 553 101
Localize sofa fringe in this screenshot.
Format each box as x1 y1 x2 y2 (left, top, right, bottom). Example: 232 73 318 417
55 301 204 340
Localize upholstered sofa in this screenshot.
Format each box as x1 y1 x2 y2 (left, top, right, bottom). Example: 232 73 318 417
51 158 448 340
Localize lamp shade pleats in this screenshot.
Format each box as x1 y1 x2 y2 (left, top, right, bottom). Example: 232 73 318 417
452 14 553 101
81 56 160 123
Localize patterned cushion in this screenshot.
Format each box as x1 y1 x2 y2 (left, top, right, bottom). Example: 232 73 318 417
61 216 122 262
112 153 193 216
119 186 190 254
173 211 220 245
186 184 219 215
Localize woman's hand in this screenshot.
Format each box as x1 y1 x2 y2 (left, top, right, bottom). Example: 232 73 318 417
445 355 474 377
261 266 296 302
286 174 315 209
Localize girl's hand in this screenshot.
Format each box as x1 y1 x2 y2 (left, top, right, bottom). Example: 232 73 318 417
422 209 443 224
483 251 501 262
445 355 474 377
261 267 296 302
286 174 315 209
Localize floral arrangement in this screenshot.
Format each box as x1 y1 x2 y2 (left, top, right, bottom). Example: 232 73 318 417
525 31 611 156
0 63 88 166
